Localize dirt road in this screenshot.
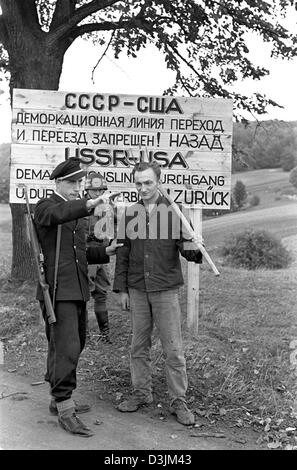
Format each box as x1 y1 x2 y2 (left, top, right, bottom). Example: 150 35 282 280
0 367 260 451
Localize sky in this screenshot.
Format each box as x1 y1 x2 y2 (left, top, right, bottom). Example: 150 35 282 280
1 24 297 143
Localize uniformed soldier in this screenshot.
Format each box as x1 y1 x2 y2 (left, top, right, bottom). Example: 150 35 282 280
34 157 122 437
84 171 112 343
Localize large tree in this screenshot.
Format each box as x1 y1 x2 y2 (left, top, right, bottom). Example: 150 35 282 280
0 0 296 280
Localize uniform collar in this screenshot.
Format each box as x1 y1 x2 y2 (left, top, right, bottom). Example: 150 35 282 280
53 191 68 201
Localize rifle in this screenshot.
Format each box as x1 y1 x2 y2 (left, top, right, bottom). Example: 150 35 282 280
23 186 56 324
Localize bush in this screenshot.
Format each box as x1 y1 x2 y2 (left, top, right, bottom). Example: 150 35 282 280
281 153 296 172
221 229 291 270
248 194 260 207
232 180 247 209
289 166 297 189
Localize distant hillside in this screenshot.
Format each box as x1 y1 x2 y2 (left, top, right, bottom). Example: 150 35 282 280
233 120 297 172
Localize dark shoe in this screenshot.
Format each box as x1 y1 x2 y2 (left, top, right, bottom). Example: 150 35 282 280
117 393 153 412
58 413 94 437
49 399 91 416
170 399 195 426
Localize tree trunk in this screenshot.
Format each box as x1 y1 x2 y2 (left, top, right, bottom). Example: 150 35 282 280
11 203 36 281
6 10 67 280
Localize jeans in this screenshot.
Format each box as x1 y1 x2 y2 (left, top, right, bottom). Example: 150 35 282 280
128 288 187 403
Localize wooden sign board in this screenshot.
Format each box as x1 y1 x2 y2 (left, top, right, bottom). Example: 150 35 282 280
10 89 233 206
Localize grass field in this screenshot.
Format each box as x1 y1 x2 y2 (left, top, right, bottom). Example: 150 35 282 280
1 168 297 449
204 167 297 250
232 168 292 190
204 203 297 250
231 167 297 210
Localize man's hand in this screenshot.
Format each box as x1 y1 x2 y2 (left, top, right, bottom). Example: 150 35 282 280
191 235 205 249
86 195 104 211
86 192 121 211
119 292 130 311
105 238 123 256
183 236 205 251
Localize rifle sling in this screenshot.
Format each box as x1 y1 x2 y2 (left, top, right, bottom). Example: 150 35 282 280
52 224 62 307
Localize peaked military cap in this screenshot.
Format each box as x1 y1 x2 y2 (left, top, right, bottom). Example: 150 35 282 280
50 157 86 181
85 171 108 190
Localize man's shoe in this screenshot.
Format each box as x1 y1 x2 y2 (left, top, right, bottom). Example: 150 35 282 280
58 413 94 437
117 393 153 412
49 399 91 416
170 399 195 426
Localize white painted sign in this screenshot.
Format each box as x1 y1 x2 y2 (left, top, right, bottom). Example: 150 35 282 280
10 89 233 207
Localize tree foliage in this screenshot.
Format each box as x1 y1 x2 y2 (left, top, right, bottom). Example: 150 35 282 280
289 166 297 188
232 120 297 171
232 180 247 209
0 0 297 116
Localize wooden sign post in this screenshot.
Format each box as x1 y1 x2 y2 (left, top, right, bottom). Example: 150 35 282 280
187 208 202 333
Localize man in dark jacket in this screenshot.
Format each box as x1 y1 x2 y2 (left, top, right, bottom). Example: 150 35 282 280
113 161 202 426
34 157 122 437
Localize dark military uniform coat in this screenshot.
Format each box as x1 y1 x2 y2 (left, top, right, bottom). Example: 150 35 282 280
34 193 109 302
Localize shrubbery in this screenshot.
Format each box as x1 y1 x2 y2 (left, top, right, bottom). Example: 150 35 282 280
232 180 247 209
248 194 260 207
281 153 296 171
221 229 291 270
289 166 297 189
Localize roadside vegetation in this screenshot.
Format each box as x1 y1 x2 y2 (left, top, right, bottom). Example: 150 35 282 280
221 229 291 270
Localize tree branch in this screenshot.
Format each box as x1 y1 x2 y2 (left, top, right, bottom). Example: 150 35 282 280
166 42 200 78
17 0 41 33
178 75 195 97
91 29 115 82
73 0 122 21
68 19 136 41
51 0 77 30
50 0 122 40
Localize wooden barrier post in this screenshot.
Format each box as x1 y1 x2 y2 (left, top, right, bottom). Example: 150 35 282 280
187 208 202 334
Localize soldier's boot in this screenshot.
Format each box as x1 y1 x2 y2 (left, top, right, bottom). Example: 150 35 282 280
95 310 111 343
